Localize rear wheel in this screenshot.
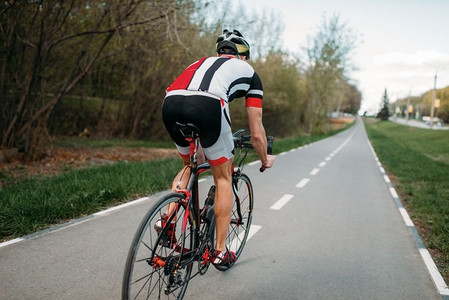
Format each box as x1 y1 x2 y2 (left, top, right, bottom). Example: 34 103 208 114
122 193 195 299
215 173 254 271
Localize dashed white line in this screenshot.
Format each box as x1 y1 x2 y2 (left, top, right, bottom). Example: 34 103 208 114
389 187 399 199
399 207 414 227
419 248 449 296
310 168 320 176
319 161 327 167
270 194 294 210
229 224 261 253
296 178 310 188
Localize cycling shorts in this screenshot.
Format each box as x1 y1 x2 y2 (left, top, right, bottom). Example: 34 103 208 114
162 90 234 166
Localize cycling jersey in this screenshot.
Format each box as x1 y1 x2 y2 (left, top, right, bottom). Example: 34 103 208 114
166 56 263 108
163 56 263 166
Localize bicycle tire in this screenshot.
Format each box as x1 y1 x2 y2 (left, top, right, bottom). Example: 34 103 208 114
215 173 254 271
122 193 195 299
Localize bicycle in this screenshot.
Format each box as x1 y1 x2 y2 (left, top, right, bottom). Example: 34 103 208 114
122 121 273 299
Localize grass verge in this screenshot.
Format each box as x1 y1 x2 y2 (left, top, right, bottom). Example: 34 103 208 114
0 159 182 240
0 122 354 241
364 118 449 281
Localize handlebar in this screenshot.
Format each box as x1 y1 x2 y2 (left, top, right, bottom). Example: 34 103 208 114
233 129 274 173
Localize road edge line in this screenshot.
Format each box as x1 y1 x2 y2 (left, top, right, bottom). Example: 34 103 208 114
367 140 449 298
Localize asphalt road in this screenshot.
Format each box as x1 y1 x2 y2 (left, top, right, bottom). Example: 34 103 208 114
0 118 445 299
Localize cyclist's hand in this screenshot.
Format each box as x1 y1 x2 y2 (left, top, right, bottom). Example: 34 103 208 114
260 154 276 172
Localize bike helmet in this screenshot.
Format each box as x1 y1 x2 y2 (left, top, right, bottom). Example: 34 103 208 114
216 29 251 59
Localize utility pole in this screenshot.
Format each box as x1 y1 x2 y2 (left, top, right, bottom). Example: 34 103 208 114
430 71 437 128
405 90 411 123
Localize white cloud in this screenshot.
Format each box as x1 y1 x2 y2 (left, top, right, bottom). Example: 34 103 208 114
357 50 449 114
374 51 449 69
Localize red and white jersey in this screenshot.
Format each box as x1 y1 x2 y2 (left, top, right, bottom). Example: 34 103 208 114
166 56 263 108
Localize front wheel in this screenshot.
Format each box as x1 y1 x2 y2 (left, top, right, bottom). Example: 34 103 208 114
215 173 254 271
122 193 195 299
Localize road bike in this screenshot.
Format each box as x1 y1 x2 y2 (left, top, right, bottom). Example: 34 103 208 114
122 122 273 299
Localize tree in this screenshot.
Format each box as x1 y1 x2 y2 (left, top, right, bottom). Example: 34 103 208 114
303 13 358 133
0 0 187 159
376 88 390 120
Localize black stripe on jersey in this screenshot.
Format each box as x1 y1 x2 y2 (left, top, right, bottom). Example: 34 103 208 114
199 57 230 91
227 77 252 102
246 92 263 99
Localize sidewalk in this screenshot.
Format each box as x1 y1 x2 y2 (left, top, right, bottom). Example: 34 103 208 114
390 117 449 130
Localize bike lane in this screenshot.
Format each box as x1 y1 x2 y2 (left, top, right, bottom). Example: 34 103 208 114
1 118 446 299
187 118 445 299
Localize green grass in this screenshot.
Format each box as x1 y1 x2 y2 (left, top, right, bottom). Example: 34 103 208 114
273 123 353 154
364 119 449 280
0 159 182 239
0 121 354 241
54 136 174 149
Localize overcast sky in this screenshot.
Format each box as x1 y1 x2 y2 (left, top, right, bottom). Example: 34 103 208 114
239 0 449 115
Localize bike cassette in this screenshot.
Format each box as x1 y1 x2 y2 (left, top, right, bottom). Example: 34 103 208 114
164 256 179 275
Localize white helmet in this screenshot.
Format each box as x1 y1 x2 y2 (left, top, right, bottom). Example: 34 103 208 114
216 29 251 59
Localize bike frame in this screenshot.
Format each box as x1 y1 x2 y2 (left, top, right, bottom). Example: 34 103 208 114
166 123 249 273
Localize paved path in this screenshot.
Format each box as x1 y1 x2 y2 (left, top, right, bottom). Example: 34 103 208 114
1 118 447 299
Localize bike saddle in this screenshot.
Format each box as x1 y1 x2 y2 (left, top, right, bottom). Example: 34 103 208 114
174 122 201 139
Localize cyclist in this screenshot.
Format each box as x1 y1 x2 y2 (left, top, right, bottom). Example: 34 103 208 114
161 29 275 267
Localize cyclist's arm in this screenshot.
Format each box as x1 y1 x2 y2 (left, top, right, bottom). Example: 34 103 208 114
246 106 274 168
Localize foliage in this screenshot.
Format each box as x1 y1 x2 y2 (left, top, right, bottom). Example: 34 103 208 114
303 13 359 133
1 2 362 160
376 88 390 120
1 0 206 158
393 85 449 123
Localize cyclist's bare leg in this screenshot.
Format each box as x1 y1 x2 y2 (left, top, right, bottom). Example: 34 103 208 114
210 158 234 251
166 147 206 215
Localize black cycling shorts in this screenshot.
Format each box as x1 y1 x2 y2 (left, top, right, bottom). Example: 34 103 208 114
162 90 234 166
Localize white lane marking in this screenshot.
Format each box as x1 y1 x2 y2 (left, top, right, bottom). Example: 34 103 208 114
383 175 391 183
94 197 150 216
296 178 310 188
319 161 327 167
399 207 414 227
270 194 294 210
229 224 262 253
0 238 24 249
248 160 259 166
389 187 399 199
325 156 331 161
419 248 449 296
367 139 449 297
280 152 288 156
310 168 320 176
